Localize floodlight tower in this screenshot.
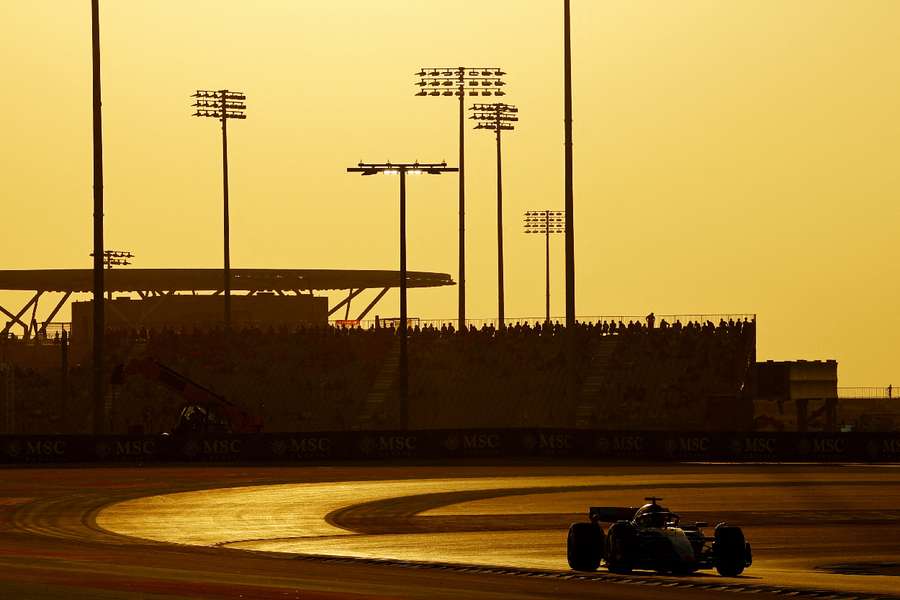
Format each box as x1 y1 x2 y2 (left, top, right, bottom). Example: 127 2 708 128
470 103 518 329
191 89 247 331
524 210 565 324
90 0 106 434
562 0 578 423
415 67 507 331
347 161 458 428
563 1 575 329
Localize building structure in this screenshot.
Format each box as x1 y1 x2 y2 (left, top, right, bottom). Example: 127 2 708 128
0 268 454 341
756 360 838 431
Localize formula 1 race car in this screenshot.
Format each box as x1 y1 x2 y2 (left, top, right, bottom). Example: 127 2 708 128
567 497 751 576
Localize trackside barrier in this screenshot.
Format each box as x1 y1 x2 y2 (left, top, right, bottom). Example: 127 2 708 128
0 430 899 464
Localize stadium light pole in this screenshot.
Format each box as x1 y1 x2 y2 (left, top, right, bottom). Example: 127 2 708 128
415 67 507 331
192 89 246 332
347 161 458 429
524 210 565 325
90 0 106 435
562 0 579 424
470 103 518 330
563 1 575 328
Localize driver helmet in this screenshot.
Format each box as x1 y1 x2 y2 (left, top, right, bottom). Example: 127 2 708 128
635 498 674 528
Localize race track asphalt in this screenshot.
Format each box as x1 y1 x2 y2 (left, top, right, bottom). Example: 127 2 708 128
3 463 900 599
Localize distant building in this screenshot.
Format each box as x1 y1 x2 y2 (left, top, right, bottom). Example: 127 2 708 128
71 293 327 338
755 360 838 431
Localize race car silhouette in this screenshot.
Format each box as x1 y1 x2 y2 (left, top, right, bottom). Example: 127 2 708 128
567 497 751 576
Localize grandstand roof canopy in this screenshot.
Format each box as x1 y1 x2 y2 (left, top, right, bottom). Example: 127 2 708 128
0 269 454 293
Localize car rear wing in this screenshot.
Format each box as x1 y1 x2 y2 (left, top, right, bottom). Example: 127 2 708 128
589 506 637 523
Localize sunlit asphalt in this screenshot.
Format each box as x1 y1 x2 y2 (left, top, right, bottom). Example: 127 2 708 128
95 464 900 598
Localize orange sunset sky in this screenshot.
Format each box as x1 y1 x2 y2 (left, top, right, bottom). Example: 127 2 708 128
1 1 898 386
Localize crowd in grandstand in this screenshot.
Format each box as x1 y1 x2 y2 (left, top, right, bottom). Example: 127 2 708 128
0 317 756 434
406 317 755 430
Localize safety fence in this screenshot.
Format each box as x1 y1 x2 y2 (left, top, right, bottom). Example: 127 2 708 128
0 322 70 344
838 387 895 400
336 314 758 330
0 429 898 464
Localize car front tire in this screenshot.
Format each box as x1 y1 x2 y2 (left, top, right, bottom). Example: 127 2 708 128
605 521 637 574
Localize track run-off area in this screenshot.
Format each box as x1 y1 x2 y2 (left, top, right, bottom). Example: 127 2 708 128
3 463 900 599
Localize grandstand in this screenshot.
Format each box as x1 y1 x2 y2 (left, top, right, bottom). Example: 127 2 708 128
0 314 759 435
406 318 756 431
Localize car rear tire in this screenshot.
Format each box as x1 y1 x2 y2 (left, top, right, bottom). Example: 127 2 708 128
714 525 747 577
605 521 637 574
567 522 604 571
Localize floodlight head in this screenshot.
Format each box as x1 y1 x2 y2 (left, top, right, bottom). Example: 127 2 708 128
417 67 507 102
191 88 247 120
523 209 566 233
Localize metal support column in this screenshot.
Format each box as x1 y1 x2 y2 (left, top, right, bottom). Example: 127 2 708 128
344 290 353 320
61 330 69 426
563 0 575 327
221 90 232 332
545 212 551 324
328 288 365 317
91 0 106 434
399 170 409 428
0 292 42 337
356 287 390 322
457 79 466 332
563 0 578 423
496 123 505 330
